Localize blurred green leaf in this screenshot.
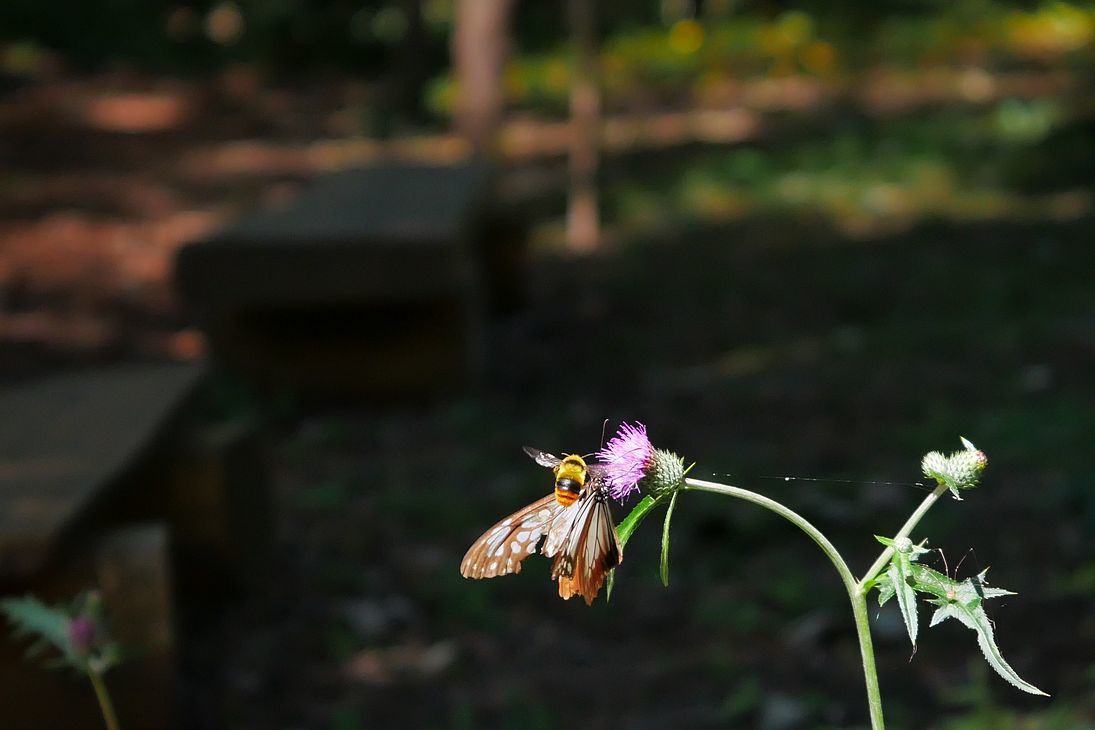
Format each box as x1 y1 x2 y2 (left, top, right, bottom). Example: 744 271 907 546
660 491 680 587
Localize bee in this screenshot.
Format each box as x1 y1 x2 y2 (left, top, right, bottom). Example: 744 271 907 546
459 446 623 605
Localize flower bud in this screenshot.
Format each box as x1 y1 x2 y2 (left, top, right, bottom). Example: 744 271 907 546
67 616 98 658
921 438 987 498
642 448 686 498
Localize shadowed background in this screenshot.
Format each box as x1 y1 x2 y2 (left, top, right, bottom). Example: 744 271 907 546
0 1 1093 728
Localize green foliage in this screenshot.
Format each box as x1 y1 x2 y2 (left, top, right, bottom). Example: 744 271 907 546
923 568 1046 696
660 490 679 587
0 595 70 662
605 493 664 601
873 555 1047 696
0 592 121 675
874 535 931 646
427 2 1095 118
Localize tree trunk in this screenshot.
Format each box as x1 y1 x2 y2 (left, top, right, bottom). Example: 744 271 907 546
452 0 515 156
567 0 601 253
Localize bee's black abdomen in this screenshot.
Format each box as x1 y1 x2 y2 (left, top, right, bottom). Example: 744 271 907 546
555 477 581 495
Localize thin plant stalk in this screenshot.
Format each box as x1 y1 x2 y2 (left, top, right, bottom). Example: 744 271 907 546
684 477 952 730
88 670 121 730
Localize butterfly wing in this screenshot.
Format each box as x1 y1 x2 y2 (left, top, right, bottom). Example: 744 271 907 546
460 494 565 579
550 482 623 605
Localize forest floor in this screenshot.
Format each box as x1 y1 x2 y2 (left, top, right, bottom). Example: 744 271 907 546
2 66 1094 728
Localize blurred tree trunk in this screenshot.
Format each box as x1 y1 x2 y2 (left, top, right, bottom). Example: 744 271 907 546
567 0 601 253
452 0 515 156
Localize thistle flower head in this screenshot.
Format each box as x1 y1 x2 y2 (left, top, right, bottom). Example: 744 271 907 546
596 422 654 501
596 422 687 500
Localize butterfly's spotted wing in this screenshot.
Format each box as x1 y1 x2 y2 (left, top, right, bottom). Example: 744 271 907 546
550 481 622 605
460 494 566 579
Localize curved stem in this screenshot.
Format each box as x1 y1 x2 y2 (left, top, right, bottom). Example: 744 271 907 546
89 670 121 730
684 477 884 729
684 478 857 594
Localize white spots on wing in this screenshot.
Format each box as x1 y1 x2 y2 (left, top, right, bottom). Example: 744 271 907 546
501 519 512 527
527 543 537 554
485 525 510 550
515 531 530 542
537 509 551 522
494 545 505 557
510 540 521 553
489 561 498 571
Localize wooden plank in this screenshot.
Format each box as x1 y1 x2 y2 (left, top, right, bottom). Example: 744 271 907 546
174 161 496 395
175 161 492 310
0 364 204 579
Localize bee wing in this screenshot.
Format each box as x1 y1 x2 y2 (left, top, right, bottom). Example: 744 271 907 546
523 446 562 469
550 483 623 605
460 494 565 579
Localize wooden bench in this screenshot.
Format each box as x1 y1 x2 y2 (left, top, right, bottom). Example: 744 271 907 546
175 160 525 396
0 363 269 728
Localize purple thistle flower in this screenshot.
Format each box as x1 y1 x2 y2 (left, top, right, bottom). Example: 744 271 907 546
596 422 655 501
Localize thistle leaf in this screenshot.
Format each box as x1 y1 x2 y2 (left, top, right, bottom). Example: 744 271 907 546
617 494 662 545
889 558 919 647
919 570 1047 695
606 494 663 602
928 599 1047 695
660 491 679 588
0 596 70 658
874 574 896 607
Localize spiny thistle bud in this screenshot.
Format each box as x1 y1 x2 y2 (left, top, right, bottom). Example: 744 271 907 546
644 448 687 498
921 437 988 499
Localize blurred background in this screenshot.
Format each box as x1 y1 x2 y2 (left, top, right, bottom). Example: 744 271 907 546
0 0 1093 728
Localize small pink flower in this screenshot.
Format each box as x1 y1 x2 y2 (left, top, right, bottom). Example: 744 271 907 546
67 615 98 657
596 422 655 501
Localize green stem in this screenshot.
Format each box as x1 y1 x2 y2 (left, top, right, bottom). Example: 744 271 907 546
684 477 883 729
88 670 121 730
859 483 949 591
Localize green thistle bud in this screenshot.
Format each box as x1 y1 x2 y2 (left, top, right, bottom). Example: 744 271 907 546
921 437 988 499
642 448 686 498
894 536 914 554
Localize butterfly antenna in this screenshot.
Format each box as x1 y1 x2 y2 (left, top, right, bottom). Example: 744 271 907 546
582 419 612 460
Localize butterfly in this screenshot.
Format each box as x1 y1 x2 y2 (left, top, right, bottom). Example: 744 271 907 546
459 446 623 605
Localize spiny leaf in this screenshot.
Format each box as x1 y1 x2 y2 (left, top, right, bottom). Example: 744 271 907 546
606 494 664 602
660 491 679 588
1 596 70 656
874 574 896 607
920 570 1046 696
928 599 1048 696
889 557 919 647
